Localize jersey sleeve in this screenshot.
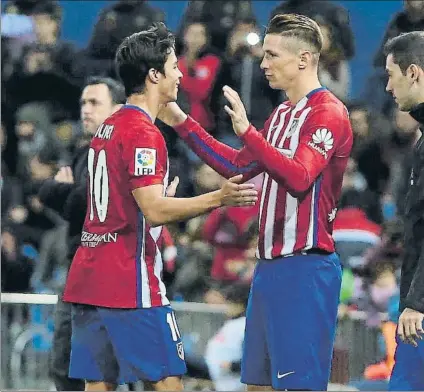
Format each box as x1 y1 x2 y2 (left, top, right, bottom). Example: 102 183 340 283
240 103 352 194
121 124 167 190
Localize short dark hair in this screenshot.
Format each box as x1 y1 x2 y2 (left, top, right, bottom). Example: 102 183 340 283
115 22 175 97
83 76 126 105
266 13 323 53
384 31 424 74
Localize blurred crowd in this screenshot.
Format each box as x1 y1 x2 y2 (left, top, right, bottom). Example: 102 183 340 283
2 0 424 389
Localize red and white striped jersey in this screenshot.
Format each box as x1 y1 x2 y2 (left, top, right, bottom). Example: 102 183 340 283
64 105 170 308
174 87 353 259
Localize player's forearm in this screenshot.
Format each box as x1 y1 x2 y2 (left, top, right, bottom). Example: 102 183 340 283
240 126 313 193
174 116 260 179
144 191 223 227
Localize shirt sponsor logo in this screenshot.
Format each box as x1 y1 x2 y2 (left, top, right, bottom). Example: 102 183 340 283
307 128 334 158
135 148 156 176
81 231 118 247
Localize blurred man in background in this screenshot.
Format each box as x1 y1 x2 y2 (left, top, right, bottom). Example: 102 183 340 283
384 31 424 390
39 76 125 391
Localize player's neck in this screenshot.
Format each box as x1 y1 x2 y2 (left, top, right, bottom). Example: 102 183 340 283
126 94 160 122
285 74 322 105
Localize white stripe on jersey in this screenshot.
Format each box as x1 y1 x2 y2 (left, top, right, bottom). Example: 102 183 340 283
140 218 151 307
150 226 170 306
305 182 317 250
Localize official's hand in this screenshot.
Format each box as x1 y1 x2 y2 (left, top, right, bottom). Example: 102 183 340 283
223 85 250 137
54 166 74 184
219 174 258 206
398 307 424 347
166 176 179 197
157 102 187 127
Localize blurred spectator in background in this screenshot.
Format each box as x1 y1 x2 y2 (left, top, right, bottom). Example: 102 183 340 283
1 226 35 293
374 0 424 68
315 15 350 101
14 102 52 176
347 101 393 196
178 0 255 55
8 1 77 82
352 259 399 328
205 283 250 391
333 189 382 270
178 20 221 132
203 200 258 282
75 0 164 78
365 0 424 115
211 19 280 144
172 216 213 302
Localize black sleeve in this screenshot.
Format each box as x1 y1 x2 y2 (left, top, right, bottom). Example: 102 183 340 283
63 183 87 235
38 179 74 216
405 247 424 313
405 154 424 313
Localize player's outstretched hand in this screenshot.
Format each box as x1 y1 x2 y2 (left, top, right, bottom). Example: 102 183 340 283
54 166 74 184
157 102 187 127
398 307 424 347
223 85 250 137
166 176 180 197
219 174 258 206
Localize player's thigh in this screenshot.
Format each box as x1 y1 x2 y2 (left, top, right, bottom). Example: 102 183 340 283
261 254 342 390
69 304 119 384
389 337 424 391
240 272 272 387
99 305 186 383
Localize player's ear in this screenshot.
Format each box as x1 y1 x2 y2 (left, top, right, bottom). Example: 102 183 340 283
407 64 420 83
299 51 313 70
148 68 160 84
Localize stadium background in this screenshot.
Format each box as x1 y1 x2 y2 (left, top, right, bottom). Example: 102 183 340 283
0 0 417 390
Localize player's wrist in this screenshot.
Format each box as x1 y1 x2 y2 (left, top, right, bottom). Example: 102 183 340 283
211 189 224 208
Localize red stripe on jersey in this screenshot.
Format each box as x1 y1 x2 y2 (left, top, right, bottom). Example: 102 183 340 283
144 227 162 307
258 174 273 257
271 185 287 258
294 189 313 250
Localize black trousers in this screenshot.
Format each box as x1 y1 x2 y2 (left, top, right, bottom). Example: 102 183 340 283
50 297 84 391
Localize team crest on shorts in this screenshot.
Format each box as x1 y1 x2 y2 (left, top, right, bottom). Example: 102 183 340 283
176 341 185 360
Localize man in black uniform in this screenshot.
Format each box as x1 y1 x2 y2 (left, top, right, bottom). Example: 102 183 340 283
384 31 424 390
39 77 125 391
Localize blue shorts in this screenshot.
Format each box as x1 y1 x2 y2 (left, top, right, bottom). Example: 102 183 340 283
241 252 342 390
69 304 187 384
389 333 424 390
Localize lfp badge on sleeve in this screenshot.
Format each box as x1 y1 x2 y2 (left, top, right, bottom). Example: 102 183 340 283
135 148 156 176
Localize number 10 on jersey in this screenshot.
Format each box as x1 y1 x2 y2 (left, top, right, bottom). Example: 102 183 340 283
88 148 109 223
